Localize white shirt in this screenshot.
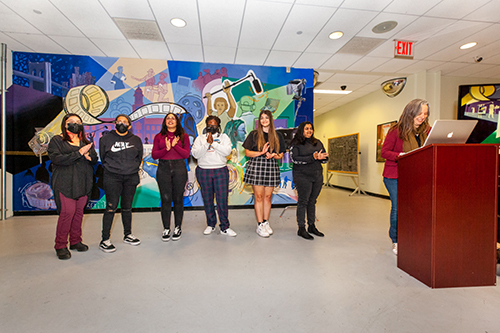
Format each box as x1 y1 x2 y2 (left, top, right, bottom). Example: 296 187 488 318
191 132 232 169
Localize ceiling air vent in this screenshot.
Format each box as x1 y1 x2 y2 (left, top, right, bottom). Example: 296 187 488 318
113 18 163 41
336 37 385 55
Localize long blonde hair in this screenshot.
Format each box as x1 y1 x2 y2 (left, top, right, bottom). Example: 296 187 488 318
394 99 430 140
255 110 280 153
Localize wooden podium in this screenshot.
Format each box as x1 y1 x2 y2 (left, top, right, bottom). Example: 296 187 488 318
398 144 498 288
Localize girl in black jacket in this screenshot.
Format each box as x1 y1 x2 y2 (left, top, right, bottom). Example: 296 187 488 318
98 114 143 253
289 121 328 240
47 113 97 260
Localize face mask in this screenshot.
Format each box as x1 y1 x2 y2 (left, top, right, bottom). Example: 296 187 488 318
67 123 83 134
116 123 129 134
206 126 219 134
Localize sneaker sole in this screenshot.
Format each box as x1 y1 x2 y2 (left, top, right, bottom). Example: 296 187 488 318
162 237 171 242
124 241 141 246
100 247 116 253
256 231 270 238
172 236 181 241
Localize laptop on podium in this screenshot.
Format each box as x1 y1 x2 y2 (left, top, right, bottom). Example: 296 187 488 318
422 119 478 147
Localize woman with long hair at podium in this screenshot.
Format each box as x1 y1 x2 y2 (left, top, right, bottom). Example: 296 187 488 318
381 99 431 255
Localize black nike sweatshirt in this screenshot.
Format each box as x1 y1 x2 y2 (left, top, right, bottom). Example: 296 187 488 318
99 130 143 175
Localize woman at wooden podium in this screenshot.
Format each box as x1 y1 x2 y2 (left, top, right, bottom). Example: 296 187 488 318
381 99 430 255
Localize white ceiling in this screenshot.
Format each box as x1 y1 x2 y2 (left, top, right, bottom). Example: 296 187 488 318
2 0 500 115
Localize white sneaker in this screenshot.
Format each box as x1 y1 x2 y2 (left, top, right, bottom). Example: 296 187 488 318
392 243 398 255
204 226 215 235
256 223 270 238
262 221 273 235
221 227 237 237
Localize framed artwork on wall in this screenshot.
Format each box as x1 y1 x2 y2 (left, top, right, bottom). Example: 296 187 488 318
376 121 397 162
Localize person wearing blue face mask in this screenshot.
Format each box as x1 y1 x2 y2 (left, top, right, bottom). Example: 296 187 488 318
192 116 236 236
47 113 98 260
98 114 143 253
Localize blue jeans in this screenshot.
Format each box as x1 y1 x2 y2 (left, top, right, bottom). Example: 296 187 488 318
383 177 398 243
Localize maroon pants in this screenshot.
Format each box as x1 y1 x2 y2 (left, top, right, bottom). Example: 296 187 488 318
54 193 87 250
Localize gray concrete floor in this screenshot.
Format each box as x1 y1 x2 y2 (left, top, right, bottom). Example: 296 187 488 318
0 187 499 333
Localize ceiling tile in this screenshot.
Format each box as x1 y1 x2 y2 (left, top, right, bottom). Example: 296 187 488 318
383 0 442 15
0 32 33 52
0 2 39 34
314 70 335 82
392 17 455 42
431 62 470 75
425 0 491 20
372 58 414 73
198 0 245 48
340 0 392 11
168 43 204 62
357 13 419 39
446 63 496 77
272 4 337 52
150 0 202 45
346 56 390 72
99 0 155 20
91 38 139 58
238 0 292 49
129 40 172 60
307 8 378 53
463 2 500 23
471 66 500 78
398 60 446 74
5 32 69 54
2 0 82 37
320 53 363 70
203 46 237 64
295 0 342 6
325 73 382 84
50 0 125 39
234 48 268 66
50 36 106 56
293 52 332 69
264 50 301 67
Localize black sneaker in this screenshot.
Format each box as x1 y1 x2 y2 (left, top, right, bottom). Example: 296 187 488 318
123 234 141 246
99 239 116 253
69 242 89 252
162 229 171 242
172 227 182 241
56 248 71 260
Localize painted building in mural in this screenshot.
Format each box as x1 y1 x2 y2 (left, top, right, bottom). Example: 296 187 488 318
7 52 314 212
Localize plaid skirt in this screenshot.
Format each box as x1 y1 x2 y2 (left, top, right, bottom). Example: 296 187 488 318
243 155 280 187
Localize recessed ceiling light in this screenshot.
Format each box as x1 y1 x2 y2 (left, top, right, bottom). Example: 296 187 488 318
171 18 186 28
372 21 398 34
33 9 42 14
314 89 351 95
460 42 477 50
329 31 343 40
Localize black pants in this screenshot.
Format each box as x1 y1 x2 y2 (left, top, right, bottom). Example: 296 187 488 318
156 159 187 230
293 168 323 228
102 171 139 241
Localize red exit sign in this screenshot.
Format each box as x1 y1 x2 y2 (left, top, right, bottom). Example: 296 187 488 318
394 40 414 59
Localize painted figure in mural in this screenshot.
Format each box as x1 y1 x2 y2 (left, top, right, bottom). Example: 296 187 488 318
152 113 191 242
289 121 328 240
223 119 247 149
132 68 156 101
98 114 144 253
381 99 430 256
178 93 205 124
191 116 236 236
47 113 98 260
205 81 237 118
156 72 169 102
111 66 126 90
242 110 286 238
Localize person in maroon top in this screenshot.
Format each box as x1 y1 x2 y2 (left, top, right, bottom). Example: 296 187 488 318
152 113 191 241
381 99 430 255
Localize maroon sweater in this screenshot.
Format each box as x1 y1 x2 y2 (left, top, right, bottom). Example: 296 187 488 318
152 132 191 160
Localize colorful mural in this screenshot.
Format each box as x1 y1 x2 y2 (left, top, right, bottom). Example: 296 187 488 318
8 52 314 212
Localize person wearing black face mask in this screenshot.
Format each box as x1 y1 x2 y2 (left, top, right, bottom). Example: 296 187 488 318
192 116 236 236
98 114 143 253
47 113 98 260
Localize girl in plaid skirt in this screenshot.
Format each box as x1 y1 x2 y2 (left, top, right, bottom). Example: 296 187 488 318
243 110 285 237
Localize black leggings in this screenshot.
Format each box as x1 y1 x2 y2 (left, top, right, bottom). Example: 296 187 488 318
156 159 187 230
101 171 139 241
